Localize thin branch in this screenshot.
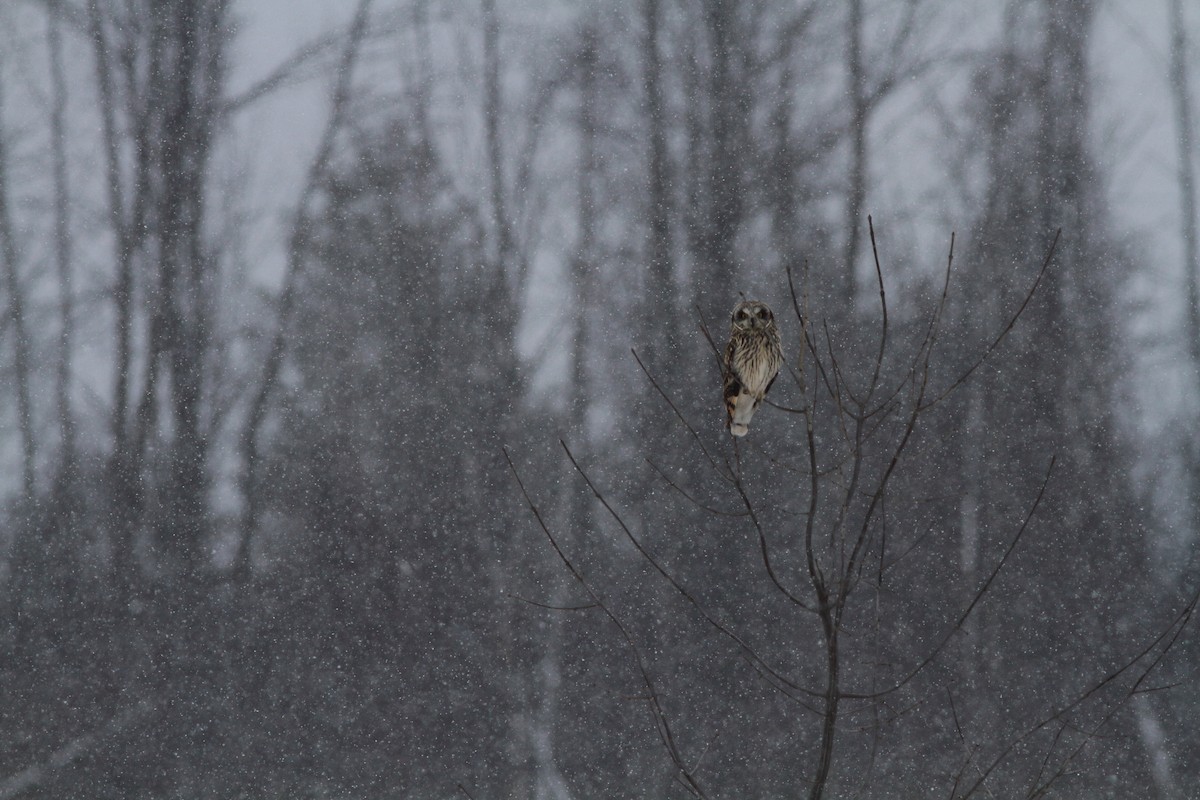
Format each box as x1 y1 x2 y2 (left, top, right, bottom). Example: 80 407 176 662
959 582 1200 799
509 594 598 612
924 230 1059 410
880 518 939 576
840 233 965 603
762 397 809 414
220 31 348 116
646 458 748 517
803 389 827 599
559 441 821 698
785 264 839 408
503 447 711 798
632 348 732 481
695 305 728 377
1027 722 1070 800
740 652 823 716
864 215 889 405
846 456 1056 701
727 463 817 612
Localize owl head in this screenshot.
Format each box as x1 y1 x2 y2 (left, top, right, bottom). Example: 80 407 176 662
730 300 776 331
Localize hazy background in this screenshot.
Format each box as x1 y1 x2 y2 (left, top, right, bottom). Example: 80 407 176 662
0 0 1197 797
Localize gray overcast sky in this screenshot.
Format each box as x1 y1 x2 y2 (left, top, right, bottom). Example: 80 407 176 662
204 0 1197 428
225 1 363 286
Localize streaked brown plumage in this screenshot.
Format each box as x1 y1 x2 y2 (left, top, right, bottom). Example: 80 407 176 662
723 300 783 436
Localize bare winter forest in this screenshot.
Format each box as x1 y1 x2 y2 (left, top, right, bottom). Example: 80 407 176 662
0 0 1199 797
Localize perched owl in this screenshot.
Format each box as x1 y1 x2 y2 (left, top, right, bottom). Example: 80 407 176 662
723 300 784 437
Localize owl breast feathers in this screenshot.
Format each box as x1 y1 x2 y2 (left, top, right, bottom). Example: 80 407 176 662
723 300 784 437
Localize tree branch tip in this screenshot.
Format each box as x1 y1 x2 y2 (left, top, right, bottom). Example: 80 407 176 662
509 594 598 612
1132 682 1180 696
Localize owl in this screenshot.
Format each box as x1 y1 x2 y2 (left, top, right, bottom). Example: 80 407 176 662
723 300 784 437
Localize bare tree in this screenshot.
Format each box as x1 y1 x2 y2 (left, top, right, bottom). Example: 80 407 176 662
0 0 1193 796
510 221 1191 797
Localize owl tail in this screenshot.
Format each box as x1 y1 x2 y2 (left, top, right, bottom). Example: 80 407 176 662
728 393 758 437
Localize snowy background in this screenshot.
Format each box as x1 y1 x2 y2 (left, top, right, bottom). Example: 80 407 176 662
0 0 1198 797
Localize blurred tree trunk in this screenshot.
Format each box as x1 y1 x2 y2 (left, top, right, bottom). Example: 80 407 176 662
479 0 524 406
233 0 374 580
765 30 799 276
47 4 76 494
153 0 226 568
0 77 36 501
952 1 1021 723
88 0 230 574
1142 0 1199 793
86 2 235 791
1169 0 1200 529
697 0 743 313
146 2 231 791
680 0 748 323
527 24 603 799
410 0 433 143
641 0 676 395
571 27 598 449
643 0 672 362
89 0 153 605
481 3 536 796
483 0 514 292
842 0 866 312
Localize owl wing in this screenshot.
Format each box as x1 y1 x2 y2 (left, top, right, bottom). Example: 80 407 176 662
761 331 783 398
722 338 743 428
725 338 764 436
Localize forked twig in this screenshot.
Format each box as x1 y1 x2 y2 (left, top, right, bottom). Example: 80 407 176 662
502 446 710 798
632 348 732 481
959 582 1200 798
559 441 822 697
924 230 1060 411
509 594 598 612
646 458 748 517
844 456 1057 701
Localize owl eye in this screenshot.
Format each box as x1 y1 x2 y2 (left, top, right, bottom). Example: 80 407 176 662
757 309 770 319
